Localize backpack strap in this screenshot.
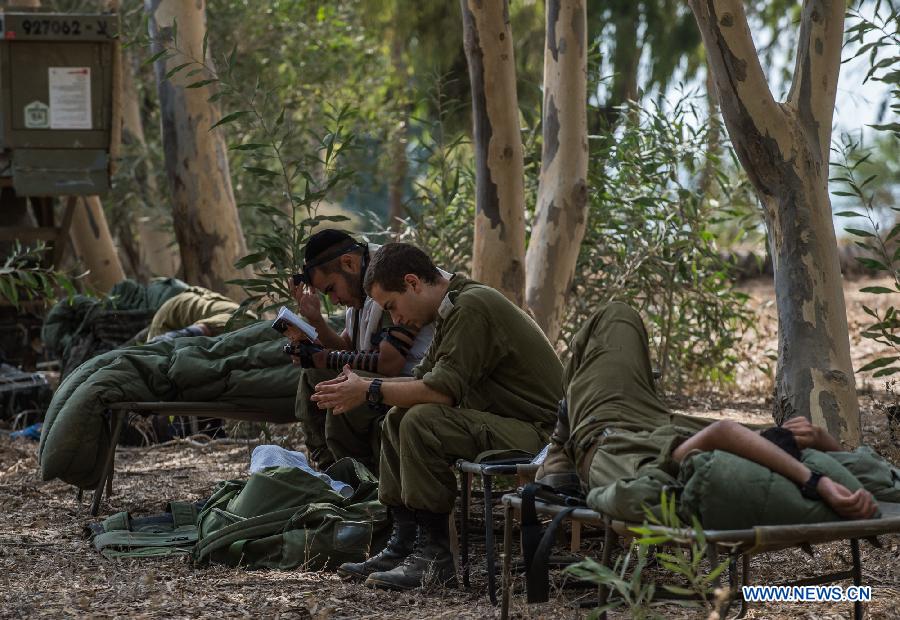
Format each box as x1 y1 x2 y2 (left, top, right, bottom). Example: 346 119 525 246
520 483 576 603
168 501 198 529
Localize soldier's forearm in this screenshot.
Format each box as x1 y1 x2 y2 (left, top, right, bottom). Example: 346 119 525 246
374 378 452 408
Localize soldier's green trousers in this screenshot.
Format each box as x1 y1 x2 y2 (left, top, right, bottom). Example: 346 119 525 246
295 368 384 473
147 288 240 340
565 302 711 492
378 404 549 513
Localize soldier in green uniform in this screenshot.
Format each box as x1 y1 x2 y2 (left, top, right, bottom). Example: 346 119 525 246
146 286 242 342
535 302 879 524
311 243 564 590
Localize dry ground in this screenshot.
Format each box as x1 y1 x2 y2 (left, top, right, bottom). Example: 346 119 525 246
1 278 899 619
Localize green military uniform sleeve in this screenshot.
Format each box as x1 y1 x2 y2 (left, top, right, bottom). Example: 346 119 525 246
419 308 504 404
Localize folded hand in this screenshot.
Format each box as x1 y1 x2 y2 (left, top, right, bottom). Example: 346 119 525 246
817 476 877 520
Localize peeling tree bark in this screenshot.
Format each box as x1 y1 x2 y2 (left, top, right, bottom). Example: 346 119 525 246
146 0 249 299
460 0 527 306
689 0 859 444
524 0 588 342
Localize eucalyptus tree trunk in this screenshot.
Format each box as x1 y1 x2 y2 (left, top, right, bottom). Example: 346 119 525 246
524 0 588 342
70 196 126 293
146 0 249 299
120 47 180 278
460 0 527 306
689 0 859 444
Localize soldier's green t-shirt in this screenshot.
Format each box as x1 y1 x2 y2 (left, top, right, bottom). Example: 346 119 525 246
412 275 562 428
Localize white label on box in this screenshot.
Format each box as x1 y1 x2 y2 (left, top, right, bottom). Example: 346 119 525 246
48 67 92 130
24 100 50 128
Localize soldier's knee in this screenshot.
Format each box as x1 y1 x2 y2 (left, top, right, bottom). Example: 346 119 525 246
601 301 640 323
398 404 443 437
383 406 408 433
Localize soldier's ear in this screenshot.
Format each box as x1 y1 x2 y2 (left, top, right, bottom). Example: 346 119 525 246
404 274 420 292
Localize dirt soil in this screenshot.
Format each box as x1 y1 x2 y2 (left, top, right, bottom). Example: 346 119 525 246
1 278 899 619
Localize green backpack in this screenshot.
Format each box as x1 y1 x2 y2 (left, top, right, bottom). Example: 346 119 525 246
193 458 390 570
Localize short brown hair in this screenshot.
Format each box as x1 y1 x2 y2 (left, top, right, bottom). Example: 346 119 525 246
364 243 441 294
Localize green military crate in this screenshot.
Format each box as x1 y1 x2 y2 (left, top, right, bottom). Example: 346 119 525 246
0 10 118 196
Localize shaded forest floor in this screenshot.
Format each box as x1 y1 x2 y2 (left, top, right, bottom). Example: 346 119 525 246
1 277 899 619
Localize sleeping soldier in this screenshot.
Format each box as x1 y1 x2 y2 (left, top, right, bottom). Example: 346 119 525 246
311 243 564 590
291 229 444 474
534 302 900 529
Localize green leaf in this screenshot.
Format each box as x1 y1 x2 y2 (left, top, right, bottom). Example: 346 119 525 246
869 122 900 132
873 367 900 378
845 228 875 238
143 48 170 66
210 110 250 130
171 17 178 46
834 211 863 218
230 143 270 151
855 257 887 271
164 62 192 79
201 30 209 60
705 560 729 583
635 535 671 546
886 223 900 242
234 252 268 269
858 356 899 372
243 166 279 177
186 79 218 89
860 286 895 294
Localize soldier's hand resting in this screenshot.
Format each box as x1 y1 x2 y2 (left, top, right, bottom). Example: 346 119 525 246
311 365 367 414
817 476 877 520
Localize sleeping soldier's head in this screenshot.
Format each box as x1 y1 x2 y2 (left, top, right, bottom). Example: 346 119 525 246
363 243 447 330
299 229 368 309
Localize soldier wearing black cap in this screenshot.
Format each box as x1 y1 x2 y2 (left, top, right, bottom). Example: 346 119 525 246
291 229 440 473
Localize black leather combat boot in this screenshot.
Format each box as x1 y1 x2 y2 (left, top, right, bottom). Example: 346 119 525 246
534 399 582 495
365 510 457 590
337 505 416 580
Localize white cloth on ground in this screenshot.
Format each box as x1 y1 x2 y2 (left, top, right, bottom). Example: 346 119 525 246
249 445 353 498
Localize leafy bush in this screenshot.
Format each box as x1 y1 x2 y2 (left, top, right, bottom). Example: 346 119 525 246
835 3 900 379
565 492 730 618
562 96 755 392
0 243 80 309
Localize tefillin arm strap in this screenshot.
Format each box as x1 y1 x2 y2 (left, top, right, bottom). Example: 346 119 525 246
325 350 380 373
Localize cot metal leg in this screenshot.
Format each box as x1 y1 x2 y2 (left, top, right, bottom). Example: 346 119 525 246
76 488 83 503
483 474 497 605
90 409 126 516
722 552 740 619
598 518 614 620
851 538 862 620
735 554 750 619
707 544 721 588
500 500 513 620
461 471 471 588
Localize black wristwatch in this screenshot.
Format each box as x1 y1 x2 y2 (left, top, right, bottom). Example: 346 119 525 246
800 471 824 501
366 378 384 410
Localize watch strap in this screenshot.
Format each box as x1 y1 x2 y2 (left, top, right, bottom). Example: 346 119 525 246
800 471 824 501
